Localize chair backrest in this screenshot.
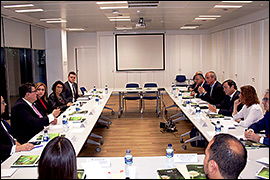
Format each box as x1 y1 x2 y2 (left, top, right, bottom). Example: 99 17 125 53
176 75 187 83
126 83 139 88
80 87 87 95
144 82 158 88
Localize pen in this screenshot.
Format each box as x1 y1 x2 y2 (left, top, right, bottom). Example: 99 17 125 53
21 157 32 165
34 145 44 149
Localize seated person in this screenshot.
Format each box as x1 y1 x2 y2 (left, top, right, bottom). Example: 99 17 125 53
190 73 209 98
244 88 269 146
204 133 247 179
62 71 79 103
48 80 73 113
1 96 34 163
188 71 203 91
11 83 58 144
38 136 78 179
198 71 226 105
233 85 264 128
34 82 52 115
208 79 243 116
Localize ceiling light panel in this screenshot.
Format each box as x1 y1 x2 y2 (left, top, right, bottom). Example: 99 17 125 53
109 19 130 21
3 4 34 8
214 5 242 8
15 9 44 13
100 6 128 9
199 15 221 18
222 1 252 3
96 1 128 5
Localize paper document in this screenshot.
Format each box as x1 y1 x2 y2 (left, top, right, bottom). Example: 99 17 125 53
81 161 108 179
174 153 198 163
256 157 269 165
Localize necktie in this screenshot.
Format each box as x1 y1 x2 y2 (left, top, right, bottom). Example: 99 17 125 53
210 86 213 97
1 121 15 145
72 84 77 100
32 104 43 118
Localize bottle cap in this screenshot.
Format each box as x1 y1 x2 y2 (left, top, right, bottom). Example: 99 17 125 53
63 115 66 118
217 121 220 123
168 144 172 147
126 149 130 153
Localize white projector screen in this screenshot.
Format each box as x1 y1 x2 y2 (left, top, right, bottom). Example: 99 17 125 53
116 33 165 71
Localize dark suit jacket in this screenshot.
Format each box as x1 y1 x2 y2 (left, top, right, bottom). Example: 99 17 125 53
0 120 15 163
249 111 269 146
216 90 243 116
10 98 50 144
48 92 69 113
62 81 78 103
34 98 52 115
200 81 226 105
195 81 210 98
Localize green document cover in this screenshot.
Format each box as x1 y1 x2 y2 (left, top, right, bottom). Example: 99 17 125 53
157 168 185 179
69 116 83 121
207 114 224 118
182 96 194 99
77 169 86 179
242 140 268 148
186 164 206 179
12 155 39 167
69 110 88 116
36 133 60 141
256 166 269 179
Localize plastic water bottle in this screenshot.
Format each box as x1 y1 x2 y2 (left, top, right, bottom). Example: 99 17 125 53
93 85 96 94
166 144 174 158
178 91 182 101
95 95 99 105
124 149 133 177
186 100 191 110
105 84 108 94
171 82 175 94
166 144 174 168
62 115 68 132
43 130 49 142
215 121 221 134
196 105 201 120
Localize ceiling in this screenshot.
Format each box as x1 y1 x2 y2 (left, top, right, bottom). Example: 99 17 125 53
1 1 269 32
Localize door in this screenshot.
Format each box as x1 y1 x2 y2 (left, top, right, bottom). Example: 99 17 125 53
75 47 98 92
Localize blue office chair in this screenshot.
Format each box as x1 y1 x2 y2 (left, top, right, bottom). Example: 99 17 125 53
123 82 142 113
80 87 87 95
142 82 159 113
175 75 189 87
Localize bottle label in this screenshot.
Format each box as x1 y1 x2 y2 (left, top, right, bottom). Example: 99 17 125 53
166 149 173 158
43 135 49 142
125 155 133 164
62 119 67 125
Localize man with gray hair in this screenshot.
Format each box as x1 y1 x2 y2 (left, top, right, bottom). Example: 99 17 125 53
244 88 269 146
198 71 225 105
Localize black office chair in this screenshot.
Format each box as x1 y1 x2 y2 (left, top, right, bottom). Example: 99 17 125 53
142 82 159 113
175 75 189 87
123 82 143 113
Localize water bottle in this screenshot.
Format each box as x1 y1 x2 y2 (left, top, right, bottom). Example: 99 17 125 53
166 144 174 168
93 85 96 94
62 115 68 132
186 100 191 110
171 82 175 94
105 84 108 94
124 149 133 177
95 95 99 105
43 130 49 142
196 105 201 120
166 144 174 158
215 121 221 134
178 91 182 101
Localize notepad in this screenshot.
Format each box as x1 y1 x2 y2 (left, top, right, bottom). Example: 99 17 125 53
11 155 39 167
255 166 269 179
186 164 206 179
69 116 83 122
157 168 185 179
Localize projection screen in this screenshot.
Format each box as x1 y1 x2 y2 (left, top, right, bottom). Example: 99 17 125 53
115 33 165 71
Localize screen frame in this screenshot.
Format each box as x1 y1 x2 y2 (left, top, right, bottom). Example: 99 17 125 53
115 33 165 71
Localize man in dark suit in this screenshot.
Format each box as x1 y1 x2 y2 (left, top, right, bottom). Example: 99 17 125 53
1 96 34 163
62 71 79 103
208 79 243 116
10 83 59 144
198 71 225 105
190 73 210 98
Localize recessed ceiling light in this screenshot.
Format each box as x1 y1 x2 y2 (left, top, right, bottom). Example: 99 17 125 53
108 16 130 19
222 1 252 3
116 26 132 30
137 10 140 13
109 19 130 21
100 6 128 9
214 5 242 8
96 1 127 4
46 20 67 23
15 9 43 13
180 26 198 29
3 4 34 8
199 15 221 18
66 28 85 31
40 18 62 21
195 17 216 20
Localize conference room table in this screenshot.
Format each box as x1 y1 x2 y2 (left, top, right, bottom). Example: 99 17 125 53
113 88 161 118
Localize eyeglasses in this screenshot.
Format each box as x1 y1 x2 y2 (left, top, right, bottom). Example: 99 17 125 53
1 101 6 105
262 98 269 102
29 90 37 93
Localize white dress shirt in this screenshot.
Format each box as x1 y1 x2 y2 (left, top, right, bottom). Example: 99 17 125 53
233 104 264 128
68 81 76 103
1 121 16 156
